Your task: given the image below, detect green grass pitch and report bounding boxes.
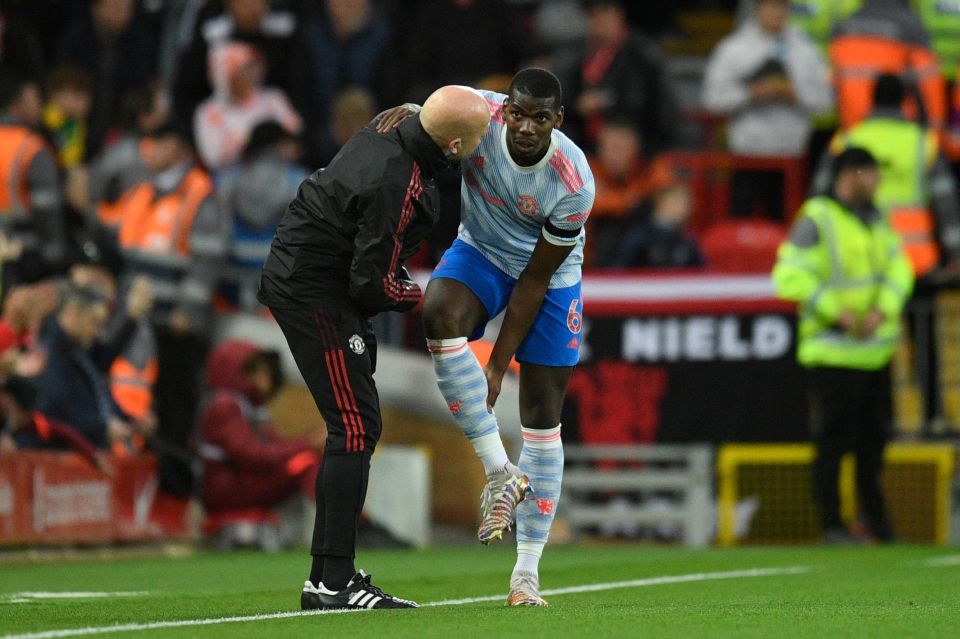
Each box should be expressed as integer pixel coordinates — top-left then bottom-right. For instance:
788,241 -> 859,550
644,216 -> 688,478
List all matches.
2,544 -> 959,638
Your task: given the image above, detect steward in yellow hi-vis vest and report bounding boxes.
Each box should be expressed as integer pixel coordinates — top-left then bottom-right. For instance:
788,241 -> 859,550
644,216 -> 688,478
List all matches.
775,152 -> 914,369
773,147 -> 911,543
823,74 -> 960,278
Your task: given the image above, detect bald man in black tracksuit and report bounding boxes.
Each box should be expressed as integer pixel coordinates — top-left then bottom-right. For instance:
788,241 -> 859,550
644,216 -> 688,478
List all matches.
258,86 -> 489,611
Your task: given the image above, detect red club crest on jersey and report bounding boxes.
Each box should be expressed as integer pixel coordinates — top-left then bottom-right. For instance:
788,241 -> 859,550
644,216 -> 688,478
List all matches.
517,195 -> 541,216
536,498 -> 555,515
448,400 -> 462,415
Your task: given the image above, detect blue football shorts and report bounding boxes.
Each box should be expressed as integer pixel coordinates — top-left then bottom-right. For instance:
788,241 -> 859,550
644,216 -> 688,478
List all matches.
430,239 -> 582,367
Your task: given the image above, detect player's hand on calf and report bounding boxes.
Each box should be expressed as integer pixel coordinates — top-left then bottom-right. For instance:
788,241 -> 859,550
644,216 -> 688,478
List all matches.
484,364 -> 505,413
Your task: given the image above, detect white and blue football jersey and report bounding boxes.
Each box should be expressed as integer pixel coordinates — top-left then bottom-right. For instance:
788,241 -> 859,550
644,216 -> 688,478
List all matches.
457,89 -> 595,289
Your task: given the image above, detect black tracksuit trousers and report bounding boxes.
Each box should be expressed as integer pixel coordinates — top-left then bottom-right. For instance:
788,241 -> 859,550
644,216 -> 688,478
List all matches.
271,303 -> 382,561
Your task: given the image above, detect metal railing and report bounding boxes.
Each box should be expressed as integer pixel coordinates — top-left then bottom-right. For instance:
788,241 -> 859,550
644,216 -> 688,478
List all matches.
562,444 -> 714,547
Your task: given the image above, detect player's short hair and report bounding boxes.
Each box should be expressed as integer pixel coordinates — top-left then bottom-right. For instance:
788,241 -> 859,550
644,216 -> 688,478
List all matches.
508,68 -> 563,107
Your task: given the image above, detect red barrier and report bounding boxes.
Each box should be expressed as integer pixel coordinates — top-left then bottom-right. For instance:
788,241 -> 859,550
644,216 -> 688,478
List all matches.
0,452 -> 190,546
662,151 -> 808,232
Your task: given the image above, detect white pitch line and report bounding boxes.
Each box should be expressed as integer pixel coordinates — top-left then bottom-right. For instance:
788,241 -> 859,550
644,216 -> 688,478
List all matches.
1,566 -> 810,639
423,566 -> 811,607
925,555 -> 960,567
3,592 -> 151,601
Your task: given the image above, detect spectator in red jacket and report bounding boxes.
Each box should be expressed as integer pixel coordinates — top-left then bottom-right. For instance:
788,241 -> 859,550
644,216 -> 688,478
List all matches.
199,339 -> 322,526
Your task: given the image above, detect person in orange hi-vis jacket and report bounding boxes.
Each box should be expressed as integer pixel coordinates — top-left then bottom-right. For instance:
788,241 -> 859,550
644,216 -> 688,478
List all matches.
830,0 -> 946,134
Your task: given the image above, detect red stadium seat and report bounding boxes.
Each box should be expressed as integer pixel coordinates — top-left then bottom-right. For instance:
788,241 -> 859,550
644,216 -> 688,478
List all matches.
700,219 -> 788,273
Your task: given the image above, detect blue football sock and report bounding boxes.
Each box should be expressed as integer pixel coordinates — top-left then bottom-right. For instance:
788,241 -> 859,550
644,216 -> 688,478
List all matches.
515,424 -> 563,577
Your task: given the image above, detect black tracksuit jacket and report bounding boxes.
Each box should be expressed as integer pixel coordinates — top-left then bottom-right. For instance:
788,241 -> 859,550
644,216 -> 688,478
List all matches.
258,114 -> 453,315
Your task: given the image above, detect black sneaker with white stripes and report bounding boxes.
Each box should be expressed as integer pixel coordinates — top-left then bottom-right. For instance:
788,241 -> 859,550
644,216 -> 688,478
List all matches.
302,570 -> 419,610
301,581 -> 328,610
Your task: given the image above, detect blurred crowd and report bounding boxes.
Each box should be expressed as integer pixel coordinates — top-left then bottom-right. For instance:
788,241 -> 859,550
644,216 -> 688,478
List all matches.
2,0 -> 960,516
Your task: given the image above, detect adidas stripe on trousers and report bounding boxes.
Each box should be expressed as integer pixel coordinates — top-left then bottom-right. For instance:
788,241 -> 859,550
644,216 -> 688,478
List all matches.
271,304 -> 382,560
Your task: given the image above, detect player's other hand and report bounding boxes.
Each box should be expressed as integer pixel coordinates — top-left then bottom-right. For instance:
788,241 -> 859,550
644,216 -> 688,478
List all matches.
376,104 -> 420,133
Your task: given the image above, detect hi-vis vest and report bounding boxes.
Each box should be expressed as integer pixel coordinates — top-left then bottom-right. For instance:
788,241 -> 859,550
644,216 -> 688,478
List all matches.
790,0 -> 862,53
829,31 -> 946,131
914,0 -> 960,81
773,196 -> 914,370
834,117 -> 940,276
110,321 -> 157,422
115,167 -> 215,309
0,125 -> 46,220
118,168 -> 212,257
96,138 -> 154,231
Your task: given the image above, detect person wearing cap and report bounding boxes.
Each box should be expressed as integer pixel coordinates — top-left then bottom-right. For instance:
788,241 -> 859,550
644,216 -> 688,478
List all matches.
773,147 -> 914,544
814,73 -> 960,433
260,85 -> 490,610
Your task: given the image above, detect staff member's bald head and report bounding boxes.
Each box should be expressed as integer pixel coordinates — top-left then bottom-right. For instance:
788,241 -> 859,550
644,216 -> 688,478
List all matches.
420,86 -> 491,160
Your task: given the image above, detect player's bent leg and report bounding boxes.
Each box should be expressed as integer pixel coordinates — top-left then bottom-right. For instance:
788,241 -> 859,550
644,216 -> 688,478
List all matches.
424,279 -> 504,471
426,333 -> 529,544
424,276 -> 528,543
478,465 -> 530,545
422,277 -> 490,340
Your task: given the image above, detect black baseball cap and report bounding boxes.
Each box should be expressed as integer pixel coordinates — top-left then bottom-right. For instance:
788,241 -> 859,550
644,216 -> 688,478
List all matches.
832,147 -> 878,178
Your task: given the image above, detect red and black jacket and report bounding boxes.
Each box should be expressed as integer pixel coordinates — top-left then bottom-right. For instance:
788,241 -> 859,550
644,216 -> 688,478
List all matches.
258,114 -> 454,316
